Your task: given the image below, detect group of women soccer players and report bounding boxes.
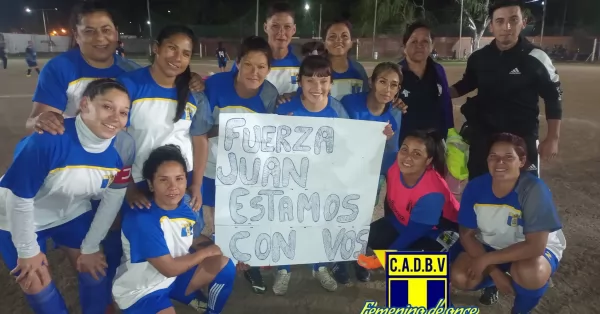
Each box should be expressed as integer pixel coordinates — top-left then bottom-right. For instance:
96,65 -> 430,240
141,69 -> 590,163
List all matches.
0,1 -> 566,314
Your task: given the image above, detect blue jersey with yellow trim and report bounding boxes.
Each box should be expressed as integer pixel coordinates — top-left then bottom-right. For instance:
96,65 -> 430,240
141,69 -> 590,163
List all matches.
32,47 -> 140,118
117,67 -> 207,183
203,71 -> 279,179
330,59 -> 370,99
231,45 -> 301,94
276,95 -> 349,118
113,201 -> 196,309
458,173 -> 567,260
0,118 -> 135,232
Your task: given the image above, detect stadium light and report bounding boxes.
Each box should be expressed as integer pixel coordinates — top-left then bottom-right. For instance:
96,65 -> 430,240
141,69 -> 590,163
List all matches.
305,4 -> 310,11
147,21 -> 151,25
24,7 -> 58,52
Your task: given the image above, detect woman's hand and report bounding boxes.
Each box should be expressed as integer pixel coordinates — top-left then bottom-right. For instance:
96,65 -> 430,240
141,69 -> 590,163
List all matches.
76,251 -> 108,280
236,261 -> 251,272
383,122 -> 394,140
33,111 -> 65,135
189,72 -> 205,92
187,184 -> 203,212
11,252 -> 49,288
391,98 -> 408,113
467,254 -> 491,280
125,185 -> 151,209
277,93 -> 295,105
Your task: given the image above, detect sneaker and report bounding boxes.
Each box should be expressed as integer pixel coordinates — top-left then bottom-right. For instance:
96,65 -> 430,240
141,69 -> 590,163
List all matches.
188,299 -> 208,312
357,254 -> 382,269
244,267 -> 267,294
479,286 -> 499,305
331,262 -> 350,284
273,269 -> 291,295
313,266 -> 338,292
354,262 -> 371,282
187,291 -> 208,312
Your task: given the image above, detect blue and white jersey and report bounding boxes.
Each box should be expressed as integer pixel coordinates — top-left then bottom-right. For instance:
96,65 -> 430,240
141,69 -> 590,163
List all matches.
276,95 -> 349,119
458,173 -> 567,260
118,67 -> 210,183
341,92 -> 401,131
113,201 -> 197,310
231,45 -> 301,94
32,47 -> 140,118
203,71 -> 279,179
0,117 -> 135,232
330,59 -> 369,100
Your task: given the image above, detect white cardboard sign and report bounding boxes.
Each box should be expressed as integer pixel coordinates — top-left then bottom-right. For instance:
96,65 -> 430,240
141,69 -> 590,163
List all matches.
214,113 -> 386,266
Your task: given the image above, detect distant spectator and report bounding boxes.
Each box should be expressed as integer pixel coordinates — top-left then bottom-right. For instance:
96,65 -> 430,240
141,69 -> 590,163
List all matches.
115,41 -> 125,57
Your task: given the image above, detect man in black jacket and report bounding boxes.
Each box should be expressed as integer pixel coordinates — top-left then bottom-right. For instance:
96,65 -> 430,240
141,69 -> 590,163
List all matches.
449,0 -> 562,306
450,0 -> 562,181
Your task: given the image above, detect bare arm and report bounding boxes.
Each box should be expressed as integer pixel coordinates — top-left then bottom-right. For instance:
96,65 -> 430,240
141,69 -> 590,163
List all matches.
459,227 -> 503,277
485,232 -> 549,265
147,245 -> 221,278
26,103 -> 64,134
191,135 -> 209,188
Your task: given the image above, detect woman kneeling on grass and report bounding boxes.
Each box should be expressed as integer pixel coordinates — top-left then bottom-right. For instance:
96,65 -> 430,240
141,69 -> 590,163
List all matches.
349,130 -> 460,276
112,145 -> 235,314
450,133 -> 566,314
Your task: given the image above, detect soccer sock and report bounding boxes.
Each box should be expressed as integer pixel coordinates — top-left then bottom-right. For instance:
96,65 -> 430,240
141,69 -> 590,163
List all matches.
27,69 -> 31,75
512,281 -> 549,313
78,272 -> 111,314
206,259 -> 235,314
24,282 -> 68,314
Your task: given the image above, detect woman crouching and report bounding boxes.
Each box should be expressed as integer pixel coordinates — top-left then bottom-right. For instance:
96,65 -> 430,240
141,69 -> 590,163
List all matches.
112,145 -> 235,314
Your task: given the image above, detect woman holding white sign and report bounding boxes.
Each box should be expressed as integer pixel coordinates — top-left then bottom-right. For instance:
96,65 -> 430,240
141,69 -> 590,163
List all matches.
349,130 -> 460,273
449,133 -> 565,314
201,36 -> 279,295
274,55 -> 394,295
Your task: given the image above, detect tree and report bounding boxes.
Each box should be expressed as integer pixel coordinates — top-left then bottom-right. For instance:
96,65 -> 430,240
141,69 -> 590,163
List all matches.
353,0 -> 416,36
455,0 -> 490,49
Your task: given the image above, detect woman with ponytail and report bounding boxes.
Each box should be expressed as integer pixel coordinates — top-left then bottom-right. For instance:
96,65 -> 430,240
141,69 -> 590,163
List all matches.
117,25 -> 211,222
334,129 -> 460,278
115,24 -> 221,311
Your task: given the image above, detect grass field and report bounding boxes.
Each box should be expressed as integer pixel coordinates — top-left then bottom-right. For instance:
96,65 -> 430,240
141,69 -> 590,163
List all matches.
0,58 -> 598,314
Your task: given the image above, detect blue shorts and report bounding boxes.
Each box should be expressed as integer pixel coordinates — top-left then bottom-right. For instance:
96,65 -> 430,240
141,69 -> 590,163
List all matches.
217,59 -> 227,68
449,242 -> 560,279
26,60 -> 37,67
0,210 -> 95,271
122,265 -> 198,314
202,177 -> 216,207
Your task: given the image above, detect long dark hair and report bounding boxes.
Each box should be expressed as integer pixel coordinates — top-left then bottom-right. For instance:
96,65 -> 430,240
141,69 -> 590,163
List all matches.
154,25 -> 195,123
404,129 -> 446,177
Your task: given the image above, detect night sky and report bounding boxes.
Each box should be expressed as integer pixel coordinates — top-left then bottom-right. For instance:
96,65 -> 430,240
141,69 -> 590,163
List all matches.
1,0 -> 596,36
